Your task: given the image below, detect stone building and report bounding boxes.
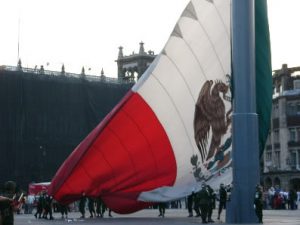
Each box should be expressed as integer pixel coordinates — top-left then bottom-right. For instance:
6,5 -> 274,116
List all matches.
116,42 -> 156,81
263,64 -> 300,191
0,64 -> 134,189
0,42 -> 155,189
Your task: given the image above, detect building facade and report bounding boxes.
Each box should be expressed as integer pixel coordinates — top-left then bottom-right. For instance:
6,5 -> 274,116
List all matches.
116,42 -> 156,81
263,64 -> 300,191
0,64 -> 134,189
0,42 -> 156,189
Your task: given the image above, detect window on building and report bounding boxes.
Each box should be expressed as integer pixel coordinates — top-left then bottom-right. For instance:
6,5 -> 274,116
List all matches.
298,149 -> 300,170
297,103 -> 300,115
276,84 -> 281,93
266,135 -> 271,145
293,80 -> 300,90
287,103 -> 296,115
289,151 -> 297,169
272,103 -> 279,118
266,151 -> 272,162
289,149 -> 300,170
297,128 -> 300,142
274,130 -> 279,142
289,128 -> 296,141
274,150 -> 281,169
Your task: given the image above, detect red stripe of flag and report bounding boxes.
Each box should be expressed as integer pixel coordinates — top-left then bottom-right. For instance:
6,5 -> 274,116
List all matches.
49,91 -> 177,213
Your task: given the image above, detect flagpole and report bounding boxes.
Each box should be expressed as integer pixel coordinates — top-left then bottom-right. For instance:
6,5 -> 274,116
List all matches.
226,0 -> 259,223
18,16 -> 20,61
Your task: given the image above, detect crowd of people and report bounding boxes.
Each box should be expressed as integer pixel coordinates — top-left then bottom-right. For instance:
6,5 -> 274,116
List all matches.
0,180 -> 115,224
31,192 -> 113,220
33,191 -> 54,220
0,181 -> 233,224
185,183 -> 230,223
0,182 -> 226,224
1,180 -> 299,225
263,186 -> 299,210
78,195 -> 113,219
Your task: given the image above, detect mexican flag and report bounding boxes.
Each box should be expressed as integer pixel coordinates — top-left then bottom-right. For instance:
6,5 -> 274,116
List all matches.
49,0 -> 272,214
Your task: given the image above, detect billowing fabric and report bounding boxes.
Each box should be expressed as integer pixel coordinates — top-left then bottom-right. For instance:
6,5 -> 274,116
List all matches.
49,0 -> 271,214
136,0 -> 232,201
49,0 -> 232,213
255,0 -> 272,156
49,91 -> 177,213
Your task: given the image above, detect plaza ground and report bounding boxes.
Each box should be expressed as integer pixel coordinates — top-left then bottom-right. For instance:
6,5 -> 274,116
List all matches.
15,208 -> 300,225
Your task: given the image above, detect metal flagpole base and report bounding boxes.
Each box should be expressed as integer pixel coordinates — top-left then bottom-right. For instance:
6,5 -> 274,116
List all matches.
226,113 -> 259,223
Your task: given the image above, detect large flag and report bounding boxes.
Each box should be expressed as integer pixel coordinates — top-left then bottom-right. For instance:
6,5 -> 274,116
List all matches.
48,0 -> 271,214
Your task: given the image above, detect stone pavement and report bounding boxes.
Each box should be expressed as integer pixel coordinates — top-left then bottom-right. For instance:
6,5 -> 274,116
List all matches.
15,208 -> 300,225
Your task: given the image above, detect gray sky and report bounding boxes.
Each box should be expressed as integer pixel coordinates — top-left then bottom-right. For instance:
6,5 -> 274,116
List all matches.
267,0 -> 300,72
0,0 -> 299,77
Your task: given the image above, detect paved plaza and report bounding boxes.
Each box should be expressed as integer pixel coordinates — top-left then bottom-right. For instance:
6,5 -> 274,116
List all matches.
15,208 -> 300,225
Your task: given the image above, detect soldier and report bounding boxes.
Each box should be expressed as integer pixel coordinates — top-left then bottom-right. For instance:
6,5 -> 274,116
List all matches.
193,189 -> 201,217
198,183 -> 210,224
107,208 -> 113,217
0,181 -> 20,225
288,189 -> 297,210
95,198 -> 112,218
95,198 -> 103,217
158,202 -> 166,217
254,184 -> 263,224
34,192 -> 45,219
87,197 -> 96,218
79,194 -> 86,219
58,202 -> 68,219
217,183 -> 227,220
0,196 -> 14,225
187,193 -> 194,217
43,193 -> 54,220
207,185 -> 216,223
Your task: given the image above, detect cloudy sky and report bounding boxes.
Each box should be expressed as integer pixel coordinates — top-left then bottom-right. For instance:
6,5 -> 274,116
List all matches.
0,0 -> 299,77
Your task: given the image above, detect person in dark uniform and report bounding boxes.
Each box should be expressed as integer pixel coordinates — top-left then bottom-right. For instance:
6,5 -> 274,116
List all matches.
95,198 -> 103,217
96,198 -> 108,217
207,185 -> 215,223
193,190 -> 201,217
0,196 -> 14,225
217,183 -> 227,220
79,194 -> 86,219
43,193 -> 54,220
254,184 -> 263,223
34,192 -> 45,219
0,181 -> 19,225
288,189 -> 297,210
158,202 -> 166,217
95,198 -> 112,218
57,202 -> 68,219
187,193 -> 194,217
198,183 -> 210,224
87,197 -> 96,218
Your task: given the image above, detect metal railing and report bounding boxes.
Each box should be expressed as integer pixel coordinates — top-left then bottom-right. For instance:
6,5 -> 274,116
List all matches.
0,65 -> 135,85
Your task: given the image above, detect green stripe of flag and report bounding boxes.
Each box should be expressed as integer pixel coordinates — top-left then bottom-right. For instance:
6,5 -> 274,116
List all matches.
255,0 -> 273,156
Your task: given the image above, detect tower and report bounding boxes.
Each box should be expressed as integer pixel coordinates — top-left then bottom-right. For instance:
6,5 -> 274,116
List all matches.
116,42 -> 156,81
